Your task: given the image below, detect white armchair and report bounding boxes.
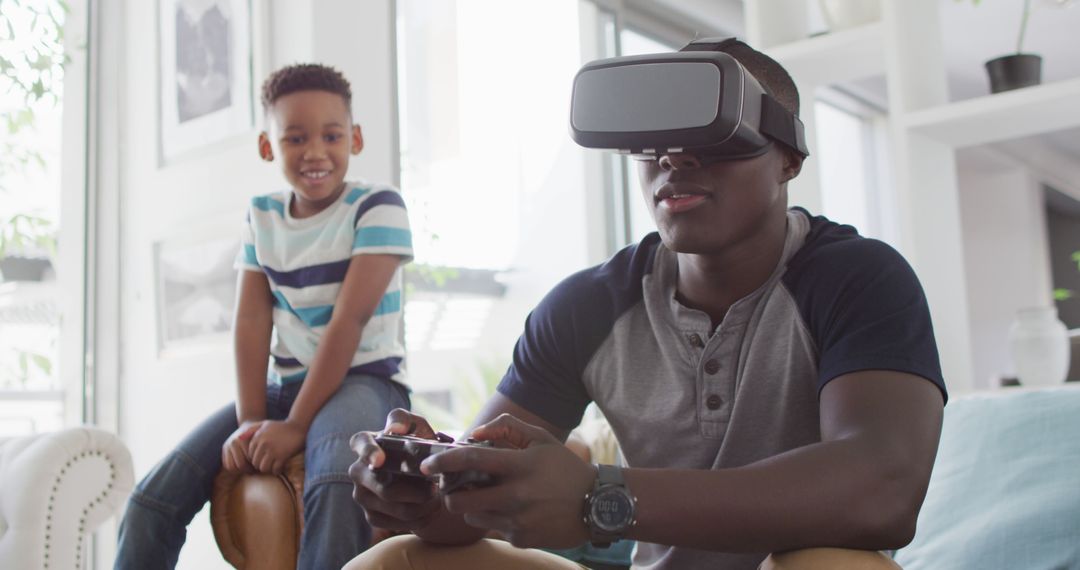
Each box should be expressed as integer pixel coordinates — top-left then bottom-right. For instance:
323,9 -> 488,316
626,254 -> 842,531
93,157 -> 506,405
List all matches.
0,427 -> 134,569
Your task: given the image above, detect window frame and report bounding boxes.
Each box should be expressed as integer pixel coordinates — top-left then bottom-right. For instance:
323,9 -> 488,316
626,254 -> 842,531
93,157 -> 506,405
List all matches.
584,0 -> 729,254
814,85 -> 893,243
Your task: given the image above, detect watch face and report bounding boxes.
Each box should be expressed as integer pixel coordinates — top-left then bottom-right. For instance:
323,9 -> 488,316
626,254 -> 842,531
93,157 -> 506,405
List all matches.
589,487 -> 634,532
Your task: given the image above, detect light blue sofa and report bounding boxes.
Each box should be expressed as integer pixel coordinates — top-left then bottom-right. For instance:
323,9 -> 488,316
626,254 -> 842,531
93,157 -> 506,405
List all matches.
895,385 -> 1080,569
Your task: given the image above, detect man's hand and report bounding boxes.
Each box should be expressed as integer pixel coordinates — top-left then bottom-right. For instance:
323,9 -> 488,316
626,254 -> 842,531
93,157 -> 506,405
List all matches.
421,413 -> 596,550
349,408 -> 444,532
221,420 -> 263,473
249,419 -> 307,473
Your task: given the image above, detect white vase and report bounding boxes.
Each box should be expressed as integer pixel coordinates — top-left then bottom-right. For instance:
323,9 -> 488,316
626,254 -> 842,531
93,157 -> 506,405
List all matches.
819,0 -> 882,32
1009,307 -> 1070,387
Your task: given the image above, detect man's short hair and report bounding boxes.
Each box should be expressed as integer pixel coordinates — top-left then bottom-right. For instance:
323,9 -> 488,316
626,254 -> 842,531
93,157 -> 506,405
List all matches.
724,43 -> 799,116
260,63 -> 352,112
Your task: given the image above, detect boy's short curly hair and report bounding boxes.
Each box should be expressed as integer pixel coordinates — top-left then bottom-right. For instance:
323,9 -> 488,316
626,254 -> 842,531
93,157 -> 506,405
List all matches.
260,63 -> 352,111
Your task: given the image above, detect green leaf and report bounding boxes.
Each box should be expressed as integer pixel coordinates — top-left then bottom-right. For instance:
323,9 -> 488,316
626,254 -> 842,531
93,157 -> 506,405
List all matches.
1054,288 -> 1073,302
29,353 -> 52,375
30,78 -> 44,99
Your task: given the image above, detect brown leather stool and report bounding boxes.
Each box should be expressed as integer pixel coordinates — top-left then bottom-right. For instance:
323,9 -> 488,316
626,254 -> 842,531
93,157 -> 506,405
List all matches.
210,454 -> 402,568
210,454 -> 306,570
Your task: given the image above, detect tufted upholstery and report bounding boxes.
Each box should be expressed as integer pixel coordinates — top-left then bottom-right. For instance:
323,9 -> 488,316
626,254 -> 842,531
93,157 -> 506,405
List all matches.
0,427 -> 134,569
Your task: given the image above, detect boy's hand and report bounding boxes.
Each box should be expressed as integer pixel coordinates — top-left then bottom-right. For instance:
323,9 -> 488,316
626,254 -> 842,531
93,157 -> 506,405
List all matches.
349,409 -> 443,532
249,419 -> 307,473
221,420 -> 263,473
422,413 -> 596,549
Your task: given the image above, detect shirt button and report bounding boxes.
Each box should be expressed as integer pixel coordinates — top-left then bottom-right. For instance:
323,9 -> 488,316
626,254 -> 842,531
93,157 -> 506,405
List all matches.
706,394 -> 723,410
687,333 -> 704,348
704,358 -> 721,375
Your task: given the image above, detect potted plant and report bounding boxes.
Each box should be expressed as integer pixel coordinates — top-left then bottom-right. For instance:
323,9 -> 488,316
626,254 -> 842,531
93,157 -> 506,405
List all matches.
961,0 -> 1076,93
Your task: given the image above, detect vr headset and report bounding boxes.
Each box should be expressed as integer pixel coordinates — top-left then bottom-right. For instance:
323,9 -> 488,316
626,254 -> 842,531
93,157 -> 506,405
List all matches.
569,37 -> 809,160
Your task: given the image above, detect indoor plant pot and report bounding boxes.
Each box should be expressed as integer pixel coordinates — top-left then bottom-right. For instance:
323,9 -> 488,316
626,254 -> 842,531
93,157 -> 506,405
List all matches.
985,53 -> 1042,93
961,0 -> 1077,93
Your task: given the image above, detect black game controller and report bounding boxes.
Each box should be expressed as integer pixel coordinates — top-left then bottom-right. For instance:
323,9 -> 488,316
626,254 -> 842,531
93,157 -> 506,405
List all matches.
374,433 -> 495,493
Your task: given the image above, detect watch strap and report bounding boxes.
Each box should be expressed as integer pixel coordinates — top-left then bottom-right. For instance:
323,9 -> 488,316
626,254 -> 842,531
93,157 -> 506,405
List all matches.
597,463 -> 623,487
586,464 -> 633,547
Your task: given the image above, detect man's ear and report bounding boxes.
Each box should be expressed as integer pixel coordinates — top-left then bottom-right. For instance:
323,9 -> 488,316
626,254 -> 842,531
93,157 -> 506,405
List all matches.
780,150 -> 803,183
258,132 -> 274,162
351,124 -> 364,155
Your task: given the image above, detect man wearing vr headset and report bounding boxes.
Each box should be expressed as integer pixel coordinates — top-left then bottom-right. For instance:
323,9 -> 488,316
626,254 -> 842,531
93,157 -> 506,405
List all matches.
347,38 -> 944,570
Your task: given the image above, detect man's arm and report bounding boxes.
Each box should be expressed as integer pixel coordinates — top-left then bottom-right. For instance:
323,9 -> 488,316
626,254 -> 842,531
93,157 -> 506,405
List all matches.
427,370 -> 943,552
622,370 -> 943,552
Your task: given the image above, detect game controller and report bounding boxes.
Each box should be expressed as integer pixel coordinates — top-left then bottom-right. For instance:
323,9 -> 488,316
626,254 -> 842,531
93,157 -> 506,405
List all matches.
374,433 -> 495,493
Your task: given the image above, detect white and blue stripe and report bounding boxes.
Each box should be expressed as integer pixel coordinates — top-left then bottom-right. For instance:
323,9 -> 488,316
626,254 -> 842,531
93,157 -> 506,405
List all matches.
237,182 -> 413,385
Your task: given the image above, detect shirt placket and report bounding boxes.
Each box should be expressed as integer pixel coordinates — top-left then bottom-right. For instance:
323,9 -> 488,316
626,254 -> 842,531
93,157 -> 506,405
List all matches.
697,321 -> 741,439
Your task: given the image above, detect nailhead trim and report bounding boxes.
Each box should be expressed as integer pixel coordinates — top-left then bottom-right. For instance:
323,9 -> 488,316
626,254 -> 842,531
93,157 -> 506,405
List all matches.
43,449 -> 118,569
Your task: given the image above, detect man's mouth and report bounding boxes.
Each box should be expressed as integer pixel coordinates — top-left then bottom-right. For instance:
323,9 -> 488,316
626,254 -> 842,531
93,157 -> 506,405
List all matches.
302,170 -> 331,180
655,183 -> 711,213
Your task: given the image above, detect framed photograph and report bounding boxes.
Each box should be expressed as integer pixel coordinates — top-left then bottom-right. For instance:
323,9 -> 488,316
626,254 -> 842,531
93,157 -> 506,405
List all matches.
153,228 -> 239,357
158,0 -> 254,164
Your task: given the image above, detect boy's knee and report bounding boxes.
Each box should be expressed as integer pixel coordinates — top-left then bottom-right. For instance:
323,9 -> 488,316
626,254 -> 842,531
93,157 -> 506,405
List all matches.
131,450 -> 211,511
760,548 -> 901,570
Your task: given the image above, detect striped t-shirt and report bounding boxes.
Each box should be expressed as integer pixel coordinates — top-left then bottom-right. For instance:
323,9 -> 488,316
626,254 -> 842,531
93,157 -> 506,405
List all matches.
236,182 -> 413,385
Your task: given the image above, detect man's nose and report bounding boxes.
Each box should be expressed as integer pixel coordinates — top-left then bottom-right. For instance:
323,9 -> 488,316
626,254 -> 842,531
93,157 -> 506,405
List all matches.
658,152 -> 702,171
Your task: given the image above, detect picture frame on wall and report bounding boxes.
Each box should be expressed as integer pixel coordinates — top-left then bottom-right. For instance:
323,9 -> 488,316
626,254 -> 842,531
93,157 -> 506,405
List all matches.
158,0 -> 254,164
153,226 -> 239,358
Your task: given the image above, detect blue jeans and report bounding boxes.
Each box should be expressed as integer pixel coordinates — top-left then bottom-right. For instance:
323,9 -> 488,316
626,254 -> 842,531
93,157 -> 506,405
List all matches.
115,374 -> 410,570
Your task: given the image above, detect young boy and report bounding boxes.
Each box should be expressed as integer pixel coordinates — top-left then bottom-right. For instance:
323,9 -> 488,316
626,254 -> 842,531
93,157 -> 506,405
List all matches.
115,64 -> 413,569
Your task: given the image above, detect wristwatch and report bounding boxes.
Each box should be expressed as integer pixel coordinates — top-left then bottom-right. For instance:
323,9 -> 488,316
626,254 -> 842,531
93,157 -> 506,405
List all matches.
583,464 -> 637,547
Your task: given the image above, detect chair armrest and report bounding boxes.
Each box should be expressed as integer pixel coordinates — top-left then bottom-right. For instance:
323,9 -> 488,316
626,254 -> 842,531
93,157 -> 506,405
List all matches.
211,453 -> 305,570
0,427 -> 134,569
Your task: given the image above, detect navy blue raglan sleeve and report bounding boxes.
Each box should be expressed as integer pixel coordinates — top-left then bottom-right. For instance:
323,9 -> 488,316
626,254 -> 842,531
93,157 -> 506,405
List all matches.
787,237 -> 947,402
496,273 -> 596,431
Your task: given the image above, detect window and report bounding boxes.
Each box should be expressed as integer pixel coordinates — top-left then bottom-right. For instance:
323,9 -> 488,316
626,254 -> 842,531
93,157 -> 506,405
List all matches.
396,0 -> 597,426
0,0 -> 90,437
814,89 -> 889,241
589,6 -> 701,252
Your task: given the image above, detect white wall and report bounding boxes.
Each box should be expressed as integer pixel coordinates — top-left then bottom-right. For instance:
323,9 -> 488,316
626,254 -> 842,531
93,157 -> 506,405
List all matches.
958,147 -> 1053,390
113,2 -> 396,568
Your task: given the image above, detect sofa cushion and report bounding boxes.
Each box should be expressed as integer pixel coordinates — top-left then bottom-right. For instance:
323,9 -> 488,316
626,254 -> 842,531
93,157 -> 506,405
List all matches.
894,386 -> 1080,570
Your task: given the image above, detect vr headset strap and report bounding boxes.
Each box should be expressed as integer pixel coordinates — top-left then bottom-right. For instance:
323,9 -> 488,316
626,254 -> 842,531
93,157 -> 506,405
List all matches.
681,37 -> 810,158
760,94 -> 810,158
680,37 -> 744,52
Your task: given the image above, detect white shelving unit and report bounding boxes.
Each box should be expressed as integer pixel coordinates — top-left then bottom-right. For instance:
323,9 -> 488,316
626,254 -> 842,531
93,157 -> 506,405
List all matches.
741,0 -> 1077,393
905,77 -> 1080,148
764,23 -> 886,86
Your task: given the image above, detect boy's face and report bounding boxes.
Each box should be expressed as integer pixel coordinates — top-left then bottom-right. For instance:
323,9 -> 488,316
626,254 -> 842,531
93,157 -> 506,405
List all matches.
258,90 -> 363,210
637,144 -> 802,254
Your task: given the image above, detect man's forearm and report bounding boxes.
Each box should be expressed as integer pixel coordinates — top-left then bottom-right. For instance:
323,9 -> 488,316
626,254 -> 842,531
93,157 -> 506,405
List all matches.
624,438 -> 923,553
